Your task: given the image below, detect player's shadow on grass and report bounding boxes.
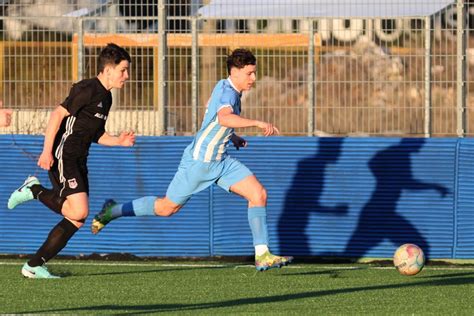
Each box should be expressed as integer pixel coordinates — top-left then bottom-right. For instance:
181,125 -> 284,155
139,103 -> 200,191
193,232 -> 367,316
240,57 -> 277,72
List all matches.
343,138 -> 448,260
23,273 -> 474,314
79,266 -> 227,277
419,271 -> 474,279
277,137 -> 347,256
277,267 -> 366,277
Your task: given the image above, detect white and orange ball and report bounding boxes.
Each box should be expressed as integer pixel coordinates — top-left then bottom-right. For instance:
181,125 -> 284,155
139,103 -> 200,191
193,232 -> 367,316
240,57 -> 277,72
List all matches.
393,243 -> 425,276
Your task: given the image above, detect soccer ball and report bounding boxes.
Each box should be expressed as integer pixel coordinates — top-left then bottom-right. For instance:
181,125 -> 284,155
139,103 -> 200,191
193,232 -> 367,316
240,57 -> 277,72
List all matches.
393,243 -> 425,276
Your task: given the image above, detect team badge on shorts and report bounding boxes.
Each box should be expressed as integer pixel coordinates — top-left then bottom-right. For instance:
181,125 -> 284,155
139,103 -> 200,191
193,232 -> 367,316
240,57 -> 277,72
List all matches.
68,178 -> 78,189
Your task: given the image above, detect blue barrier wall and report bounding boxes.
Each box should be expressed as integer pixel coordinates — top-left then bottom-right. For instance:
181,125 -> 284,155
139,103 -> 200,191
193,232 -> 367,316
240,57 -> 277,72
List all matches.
0,135 -> 472,259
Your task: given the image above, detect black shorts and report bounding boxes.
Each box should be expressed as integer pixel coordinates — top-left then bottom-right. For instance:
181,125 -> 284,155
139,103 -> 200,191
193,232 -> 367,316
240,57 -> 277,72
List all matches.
49,156 -> 89,197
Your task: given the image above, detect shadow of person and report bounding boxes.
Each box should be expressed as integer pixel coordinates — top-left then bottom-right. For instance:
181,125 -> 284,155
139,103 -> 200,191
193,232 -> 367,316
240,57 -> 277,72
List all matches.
278,137 -> 347,255
344,138 -> 448,260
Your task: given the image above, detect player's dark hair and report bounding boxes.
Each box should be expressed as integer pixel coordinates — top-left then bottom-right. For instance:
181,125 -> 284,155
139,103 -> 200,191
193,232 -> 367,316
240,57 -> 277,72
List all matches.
97,43 -> 131,73
226,49 -> 256,75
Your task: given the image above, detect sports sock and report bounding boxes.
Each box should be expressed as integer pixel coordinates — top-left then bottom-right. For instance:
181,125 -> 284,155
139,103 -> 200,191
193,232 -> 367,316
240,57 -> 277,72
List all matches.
255,244 -> 269,256
28,218 -> 78,267
110,196 -> 157,218
248,206 -> 269,248
30,184 -> 65,215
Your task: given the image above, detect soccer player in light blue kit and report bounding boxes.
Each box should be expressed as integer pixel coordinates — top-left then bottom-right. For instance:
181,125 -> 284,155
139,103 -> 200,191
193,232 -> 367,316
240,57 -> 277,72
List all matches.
91,49 -> 293,271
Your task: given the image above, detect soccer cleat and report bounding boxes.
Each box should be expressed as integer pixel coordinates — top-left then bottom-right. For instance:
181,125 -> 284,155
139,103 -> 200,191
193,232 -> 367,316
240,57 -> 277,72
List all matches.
91,199 -> 117,234
255,251 -> 294,271
7,176 -> 40,209
21,263 -> 60,279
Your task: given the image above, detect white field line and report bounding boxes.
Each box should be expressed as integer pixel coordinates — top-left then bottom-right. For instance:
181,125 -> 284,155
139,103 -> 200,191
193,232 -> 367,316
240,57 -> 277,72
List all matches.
0,261 -> 473,270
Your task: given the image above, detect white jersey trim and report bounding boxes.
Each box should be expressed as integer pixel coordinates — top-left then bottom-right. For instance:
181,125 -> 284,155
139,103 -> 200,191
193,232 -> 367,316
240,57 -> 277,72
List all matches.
216,133 -> 233,161
204,126 -> 228,162
193,120 -> 218,160
226,77 -> 240,93
217,104 -> 233,113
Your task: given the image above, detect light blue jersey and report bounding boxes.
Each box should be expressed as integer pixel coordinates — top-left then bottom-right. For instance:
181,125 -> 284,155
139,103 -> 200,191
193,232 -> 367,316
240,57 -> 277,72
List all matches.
166,77 -> 252,205
183,78 -> 241,162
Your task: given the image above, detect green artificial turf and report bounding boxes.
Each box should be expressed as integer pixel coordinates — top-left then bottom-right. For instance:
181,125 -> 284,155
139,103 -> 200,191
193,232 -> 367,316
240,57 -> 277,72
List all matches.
0,259 -> 473,315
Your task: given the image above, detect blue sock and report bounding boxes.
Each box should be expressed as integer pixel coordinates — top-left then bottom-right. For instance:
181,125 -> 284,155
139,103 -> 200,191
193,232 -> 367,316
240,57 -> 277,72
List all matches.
110,196 -> 157,218
248,206 -> 269,246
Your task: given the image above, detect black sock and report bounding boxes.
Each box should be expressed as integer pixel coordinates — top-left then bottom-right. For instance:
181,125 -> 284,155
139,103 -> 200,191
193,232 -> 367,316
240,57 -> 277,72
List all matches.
30,184 -> 65,215
28,218 -> 79,267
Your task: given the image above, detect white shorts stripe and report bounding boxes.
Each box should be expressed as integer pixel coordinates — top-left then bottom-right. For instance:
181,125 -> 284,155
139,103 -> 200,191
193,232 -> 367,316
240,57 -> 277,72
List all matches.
55,116 -> 76,184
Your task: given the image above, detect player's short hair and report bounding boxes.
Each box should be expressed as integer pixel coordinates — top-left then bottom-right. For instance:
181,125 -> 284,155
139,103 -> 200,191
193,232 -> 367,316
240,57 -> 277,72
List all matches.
226,48 -> 256,75
97,43 -> 131,73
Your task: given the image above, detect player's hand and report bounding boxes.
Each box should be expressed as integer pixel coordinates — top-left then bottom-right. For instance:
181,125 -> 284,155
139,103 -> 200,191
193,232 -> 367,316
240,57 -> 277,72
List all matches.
231,135 -> 247,150
257,121 -> 280,136
118,131 -> 135,147
0,100 -> 13,127
38,151 -> 54,170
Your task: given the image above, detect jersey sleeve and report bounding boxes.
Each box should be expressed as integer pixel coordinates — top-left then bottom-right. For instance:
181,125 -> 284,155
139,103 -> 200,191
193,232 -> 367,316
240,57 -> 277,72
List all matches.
218,92 -> 240,114
60,82 -> 93,116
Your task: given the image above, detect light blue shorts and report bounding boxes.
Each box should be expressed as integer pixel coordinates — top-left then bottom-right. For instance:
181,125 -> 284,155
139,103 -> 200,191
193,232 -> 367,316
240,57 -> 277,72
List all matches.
166,154 -> 253,205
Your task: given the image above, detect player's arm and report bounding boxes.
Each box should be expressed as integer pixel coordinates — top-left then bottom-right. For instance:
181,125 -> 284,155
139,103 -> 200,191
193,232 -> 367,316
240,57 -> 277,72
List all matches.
0,109 -> 13,127
97,131 -> 135,147
38,105 -> 70,170
0,100 -> 13,127
217,107 -> 279,136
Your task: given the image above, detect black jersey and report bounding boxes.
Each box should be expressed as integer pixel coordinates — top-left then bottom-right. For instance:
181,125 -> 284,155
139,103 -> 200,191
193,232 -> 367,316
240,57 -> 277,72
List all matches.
53,77 -> 112,158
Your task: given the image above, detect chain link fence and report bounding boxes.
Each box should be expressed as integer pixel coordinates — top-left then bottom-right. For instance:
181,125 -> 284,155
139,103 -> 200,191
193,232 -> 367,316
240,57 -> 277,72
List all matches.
0,0 -> 471,137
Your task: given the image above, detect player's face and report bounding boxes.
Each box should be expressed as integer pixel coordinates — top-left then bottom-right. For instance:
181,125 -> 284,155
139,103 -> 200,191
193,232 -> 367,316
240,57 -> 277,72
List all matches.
107,60 -> 130,89
232,64 -> 256,92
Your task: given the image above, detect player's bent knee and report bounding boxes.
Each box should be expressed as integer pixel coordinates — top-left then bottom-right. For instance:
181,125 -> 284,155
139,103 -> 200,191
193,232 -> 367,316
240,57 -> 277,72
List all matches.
155,203 -> 182,217
249,187 -> 267,205
154,198 -> 181,217
66,218 -> 85,229
156,209 -> 172,217
155,207 -> 180,217
66,209 -> 89,222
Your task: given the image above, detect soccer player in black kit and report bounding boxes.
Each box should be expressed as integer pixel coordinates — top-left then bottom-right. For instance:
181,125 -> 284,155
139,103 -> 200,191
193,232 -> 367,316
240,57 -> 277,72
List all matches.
7,43 -> 135,278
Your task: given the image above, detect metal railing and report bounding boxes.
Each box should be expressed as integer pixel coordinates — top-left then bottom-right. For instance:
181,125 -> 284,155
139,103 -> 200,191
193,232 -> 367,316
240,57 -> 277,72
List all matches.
0,1 -> 471,137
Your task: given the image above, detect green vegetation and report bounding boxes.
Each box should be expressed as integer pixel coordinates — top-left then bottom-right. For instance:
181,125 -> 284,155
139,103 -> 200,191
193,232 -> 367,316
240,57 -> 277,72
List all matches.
0,259 -> 473,315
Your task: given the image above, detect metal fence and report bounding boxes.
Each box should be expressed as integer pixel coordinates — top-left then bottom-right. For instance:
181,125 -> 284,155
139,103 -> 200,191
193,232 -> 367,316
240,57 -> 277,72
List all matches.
0,0 -> 472,137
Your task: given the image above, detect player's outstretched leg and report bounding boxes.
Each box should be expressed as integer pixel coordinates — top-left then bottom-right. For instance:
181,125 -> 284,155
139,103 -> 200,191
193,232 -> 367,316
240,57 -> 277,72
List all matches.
248,207 -> 293,271
91,199 -> 117,234
7,176 -> 40,209
255,251 -> 294,272
21,262 -> 60,279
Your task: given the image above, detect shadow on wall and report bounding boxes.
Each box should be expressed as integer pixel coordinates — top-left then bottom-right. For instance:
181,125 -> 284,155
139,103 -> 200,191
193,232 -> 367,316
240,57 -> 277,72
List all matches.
278,138 -> 449,260
343,138 -> 448,260
277,137 -> 347,256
